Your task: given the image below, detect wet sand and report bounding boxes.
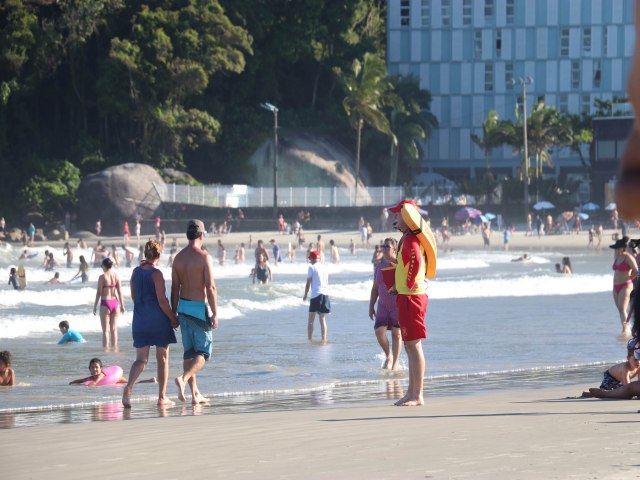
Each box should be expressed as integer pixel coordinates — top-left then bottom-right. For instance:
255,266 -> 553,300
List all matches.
3,384 -> 637,479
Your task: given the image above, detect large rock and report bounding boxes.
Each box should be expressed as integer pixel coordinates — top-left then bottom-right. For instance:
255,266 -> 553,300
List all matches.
77,163 -> 166,233
248,132 -> 372,203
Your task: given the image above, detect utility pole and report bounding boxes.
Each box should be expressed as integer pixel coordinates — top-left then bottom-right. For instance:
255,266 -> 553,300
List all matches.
514,77 -> 533,215
260,103 -> 279,216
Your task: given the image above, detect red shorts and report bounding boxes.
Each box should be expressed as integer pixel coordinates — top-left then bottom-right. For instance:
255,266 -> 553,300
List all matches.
396,294 -> 428,342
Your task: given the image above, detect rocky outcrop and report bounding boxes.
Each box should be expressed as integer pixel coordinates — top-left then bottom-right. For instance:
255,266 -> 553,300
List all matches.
76,163 -> 166,232
248,133 -> 372,203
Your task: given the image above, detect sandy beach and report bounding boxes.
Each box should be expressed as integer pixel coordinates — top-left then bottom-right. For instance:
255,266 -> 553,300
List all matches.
3,384 -> 638,479
25,226 -> 631,255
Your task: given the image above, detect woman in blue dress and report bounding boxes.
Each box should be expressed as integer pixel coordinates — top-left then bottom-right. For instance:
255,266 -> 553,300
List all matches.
123,240 -> 179,407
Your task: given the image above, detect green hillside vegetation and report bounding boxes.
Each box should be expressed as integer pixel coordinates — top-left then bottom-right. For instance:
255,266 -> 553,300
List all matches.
0,0 -> 436,220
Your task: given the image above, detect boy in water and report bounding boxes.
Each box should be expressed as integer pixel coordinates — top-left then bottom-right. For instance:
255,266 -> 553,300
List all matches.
8,267 -> 20,290
58,320 -> 86,344
584,340 -> 640,398
0,351 -> 15,386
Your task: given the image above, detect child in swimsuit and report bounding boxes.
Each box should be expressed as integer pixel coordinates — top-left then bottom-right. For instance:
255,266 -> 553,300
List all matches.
0,351 -> 15,386
69,358 -> 155,386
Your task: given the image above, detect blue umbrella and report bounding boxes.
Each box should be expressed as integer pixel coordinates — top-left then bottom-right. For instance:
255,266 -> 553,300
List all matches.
484,213 -> 496,220
533,201 -> 555,210
578,212 -> 589,220
605,202 -> 617,211
455,207 -> 482,220
581,202 -> 600,211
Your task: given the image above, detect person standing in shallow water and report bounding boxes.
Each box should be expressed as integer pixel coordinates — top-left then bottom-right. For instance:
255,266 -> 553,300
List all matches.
123,240 -> 178,408
369,238 -> 401,370
93,257 -> 125,350
171,219 -> 218,405
303,250 -> 330,341
389,199 -> 430,406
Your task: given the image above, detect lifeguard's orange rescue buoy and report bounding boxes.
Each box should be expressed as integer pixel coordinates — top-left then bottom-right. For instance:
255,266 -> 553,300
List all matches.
400,203 -> 437,278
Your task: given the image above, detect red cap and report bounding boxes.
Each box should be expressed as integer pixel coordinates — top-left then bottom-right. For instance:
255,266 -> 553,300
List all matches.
308,250 -> 319,260
389,199 -> 417,213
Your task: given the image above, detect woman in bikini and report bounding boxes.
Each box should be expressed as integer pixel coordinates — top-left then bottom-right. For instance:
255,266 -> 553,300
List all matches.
93,257 -> 125,349
611,237 -> 638,336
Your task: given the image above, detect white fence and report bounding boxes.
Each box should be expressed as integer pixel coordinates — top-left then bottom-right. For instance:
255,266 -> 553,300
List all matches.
156,183 -> 451,208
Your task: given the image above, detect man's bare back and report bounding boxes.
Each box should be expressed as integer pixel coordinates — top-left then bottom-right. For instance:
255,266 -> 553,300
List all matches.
171,242 -> 218,329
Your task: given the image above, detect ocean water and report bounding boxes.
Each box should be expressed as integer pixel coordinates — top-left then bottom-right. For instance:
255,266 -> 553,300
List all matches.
0,240 -> 627,428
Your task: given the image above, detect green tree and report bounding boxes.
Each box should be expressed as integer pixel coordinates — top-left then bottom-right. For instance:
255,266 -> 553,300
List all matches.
563,113 -> 593,170
526,103 -> 573,178
470,110 -> 511,170
101,0 -> 253,168
387,75 -> 437,186
334,52 -> 392,203
18,160 -> 81,218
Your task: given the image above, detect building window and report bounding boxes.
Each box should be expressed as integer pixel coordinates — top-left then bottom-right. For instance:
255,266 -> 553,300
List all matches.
603,27 -> 608,56
560,28 -> 570,57
582,94 -> 591,114
559,94 -> 568,113
485,63 -> 494,92
463,0 -> 472,25
506,0 -> 515,24
593,60 -> 601,88
495,29 -> 502,59
474,30 -> 482,59
505,63 -> 514,90
485,0 -> 494,19
400,0 -> 410,26
537,95 -> 545,105
582,28 -> 591,55
597,140 -> 616,160
571,60 -> 580,88
421,0 -> 430,27
441,0 -> 450,27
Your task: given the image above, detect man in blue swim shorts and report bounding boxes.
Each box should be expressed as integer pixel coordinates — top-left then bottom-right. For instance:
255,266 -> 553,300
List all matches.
171,219 -> 219,405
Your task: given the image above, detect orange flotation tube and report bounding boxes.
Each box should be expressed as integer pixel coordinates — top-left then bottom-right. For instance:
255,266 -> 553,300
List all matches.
399,202 -> 437,278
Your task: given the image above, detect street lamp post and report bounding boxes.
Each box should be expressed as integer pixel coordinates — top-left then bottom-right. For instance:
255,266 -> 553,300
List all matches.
512,77 -> 533,215
261,102 -> 279,216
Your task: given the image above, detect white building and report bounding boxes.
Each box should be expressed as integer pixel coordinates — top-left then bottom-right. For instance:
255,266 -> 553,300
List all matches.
387,0 -> 636,181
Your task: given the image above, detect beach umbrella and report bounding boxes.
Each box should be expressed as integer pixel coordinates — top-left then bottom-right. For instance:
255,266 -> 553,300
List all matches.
454,207 -> 482,220
605,202 -> 617,211
532,201 -> 555,210
474,214 -> 490,224
484,212 -> 497,220
578,212 -> 589,220
580,202 -> 600,211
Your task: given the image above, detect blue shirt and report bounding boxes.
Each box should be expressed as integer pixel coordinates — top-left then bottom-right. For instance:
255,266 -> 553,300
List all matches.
272,244 -> 282,263
58,329 -> 86,345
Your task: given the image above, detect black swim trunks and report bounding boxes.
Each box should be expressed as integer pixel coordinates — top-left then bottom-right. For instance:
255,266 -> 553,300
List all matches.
599,370 -> 623,391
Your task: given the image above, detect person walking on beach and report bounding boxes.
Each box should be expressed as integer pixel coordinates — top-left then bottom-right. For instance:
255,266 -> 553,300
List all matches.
123,240 -> 178,407
611,237 -> 638,336
171,219 -> 218,405
389,199 -> 431,406
303,250 -> 330,342
369,238 -> 401,370
93,257 -> 125,350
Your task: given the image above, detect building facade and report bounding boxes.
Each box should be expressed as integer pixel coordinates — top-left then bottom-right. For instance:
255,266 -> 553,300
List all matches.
387,0 -> 635,183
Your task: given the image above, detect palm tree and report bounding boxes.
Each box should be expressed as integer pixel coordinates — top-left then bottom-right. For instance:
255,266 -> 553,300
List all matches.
334,53 -> 393,204
526,103 -> 573,178
386,75 -> 438,186
470,110 -> 512,203
563,113 -> 593,170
